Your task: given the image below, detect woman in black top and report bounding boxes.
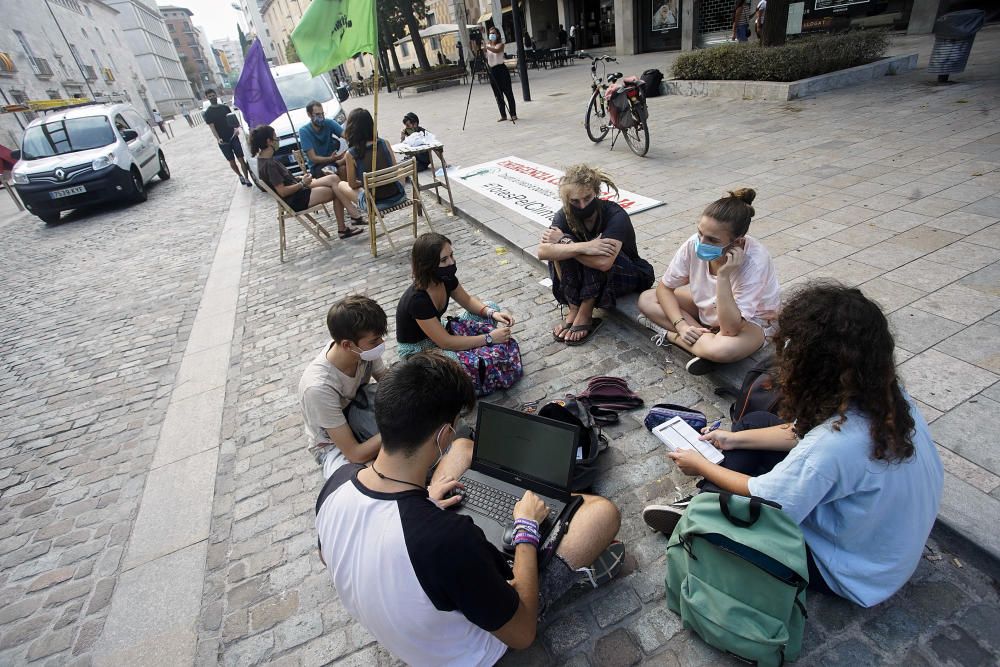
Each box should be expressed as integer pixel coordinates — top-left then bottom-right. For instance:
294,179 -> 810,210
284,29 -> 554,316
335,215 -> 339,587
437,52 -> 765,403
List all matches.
396,232 -> 515,359
249,125 -> 362,239
536,164 -> 655,345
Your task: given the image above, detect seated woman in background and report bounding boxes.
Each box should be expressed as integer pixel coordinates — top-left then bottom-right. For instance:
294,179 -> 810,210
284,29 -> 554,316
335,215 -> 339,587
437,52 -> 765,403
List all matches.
637,188 -> 780,375
644,283 -> 943,608
396,232 -> 515,360
336,108 -> 408,215
537,164 -> 655,346
248,125 -> 362,239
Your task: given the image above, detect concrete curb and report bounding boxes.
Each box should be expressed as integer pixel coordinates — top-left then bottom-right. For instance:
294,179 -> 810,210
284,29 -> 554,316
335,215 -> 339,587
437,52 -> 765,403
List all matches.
662,53 -> 919,101
449,196 -> 1000,579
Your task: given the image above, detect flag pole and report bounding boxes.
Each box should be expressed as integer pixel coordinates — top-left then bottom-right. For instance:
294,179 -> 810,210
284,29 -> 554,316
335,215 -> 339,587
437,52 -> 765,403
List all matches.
370,1 -> 380,255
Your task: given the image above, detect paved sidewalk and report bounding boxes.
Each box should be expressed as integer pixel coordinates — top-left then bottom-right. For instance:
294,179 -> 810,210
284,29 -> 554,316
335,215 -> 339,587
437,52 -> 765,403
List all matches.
356,26 -> 1000,563
201,197 -> 999,666
0,25 -> 998,667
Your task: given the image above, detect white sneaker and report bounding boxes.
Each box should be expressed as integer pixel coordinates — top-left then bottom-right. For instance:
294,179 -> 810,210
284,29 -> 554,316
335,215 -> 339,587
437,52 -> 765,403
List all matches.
637,314 -> 669,347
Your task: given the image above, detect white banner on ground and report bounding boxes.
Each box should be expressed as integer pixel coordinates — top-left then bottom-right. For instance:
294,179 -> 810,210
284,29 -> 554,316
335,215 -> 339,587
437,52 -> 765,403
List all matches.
453,157 -> 663,227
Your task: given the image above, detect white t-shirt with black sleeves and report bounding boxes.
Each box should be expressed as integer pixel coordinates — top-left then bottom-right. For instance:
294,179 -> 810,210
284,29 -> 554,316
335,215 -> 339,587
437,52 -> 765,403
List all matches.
315,464 -> 518,667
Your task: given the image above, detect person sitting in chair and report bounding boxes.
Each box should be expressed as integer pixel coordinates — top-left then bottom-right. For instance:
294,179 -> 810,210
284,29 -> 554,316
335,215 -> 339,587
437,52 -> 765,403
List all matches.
249,125 -> 363,240
336,109 -> 408,216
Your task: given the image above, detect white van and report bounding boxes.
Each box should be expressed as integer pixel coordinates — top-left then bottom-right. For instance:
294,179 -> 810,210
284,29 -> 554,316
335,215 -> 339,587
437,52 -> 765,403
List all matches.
242,63 -> 347,177
10,102 -> 168,224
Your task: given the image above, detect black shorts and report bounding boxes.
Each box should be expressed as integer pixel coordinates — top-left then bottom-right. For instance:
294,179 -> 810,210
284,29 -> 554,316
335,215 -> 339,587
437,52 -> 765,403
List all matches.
287,188 -> 311,212
218,136 -> 244,161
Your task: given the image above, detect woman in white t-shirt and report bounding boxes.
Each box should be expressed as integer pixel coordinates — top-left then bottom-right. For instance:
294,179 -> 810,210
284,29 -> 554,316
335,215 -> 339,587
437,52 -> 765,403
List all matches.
637,188 -> 780,374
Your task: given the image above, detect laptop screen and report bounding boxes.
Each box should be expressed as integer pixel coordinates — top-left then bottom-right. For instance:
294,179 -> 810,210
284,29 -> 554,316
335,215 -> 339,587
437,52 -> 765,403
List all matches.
474,402 -> 578,489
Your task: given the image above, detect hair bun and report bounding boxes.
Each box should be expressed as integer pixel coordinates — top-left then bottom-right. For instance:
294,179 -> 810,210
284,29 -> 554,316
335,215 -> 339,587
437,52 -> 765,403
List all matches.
729,188 -> 756,205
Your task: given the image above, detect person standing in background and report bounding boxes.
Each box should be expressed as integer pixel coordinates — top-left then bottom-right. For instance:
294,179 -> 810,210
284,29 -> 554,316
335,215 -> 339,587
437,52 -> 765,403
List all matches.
484,26 -> 517,122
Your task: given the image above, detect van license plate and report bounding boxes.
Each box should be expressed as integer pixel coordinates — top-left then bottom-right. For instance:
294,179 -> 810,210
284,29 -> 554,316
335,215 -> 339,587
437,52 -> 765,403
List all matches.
50,186 -> 86,199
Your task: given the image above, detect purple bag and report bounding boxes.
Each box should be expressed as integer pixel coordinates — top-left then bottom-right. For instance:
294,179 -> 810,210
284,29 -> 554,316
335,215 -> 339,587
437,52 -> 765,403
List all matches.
446,318 -> 523,397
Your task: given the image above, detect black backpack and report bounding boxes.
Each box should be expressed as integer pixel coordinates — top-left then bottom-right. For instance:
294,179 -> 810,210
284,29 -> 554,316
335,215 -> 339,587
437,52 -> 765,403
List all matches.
730,361 -> 782,423
537,397 -> 608,492
640,69 -> 664,98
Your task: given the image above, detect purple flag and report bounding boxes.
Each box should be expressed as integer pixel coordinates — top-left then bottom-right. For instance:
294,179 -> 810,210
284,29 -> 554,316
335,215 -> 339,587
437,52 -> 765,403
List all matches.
234,40 -> 287,129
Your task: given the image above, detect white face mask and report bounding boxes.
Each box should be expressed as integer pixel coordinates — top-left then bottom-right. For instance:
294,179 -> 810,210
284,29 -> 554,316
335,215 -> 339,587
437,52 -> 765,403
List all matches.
354,341 -> 386,361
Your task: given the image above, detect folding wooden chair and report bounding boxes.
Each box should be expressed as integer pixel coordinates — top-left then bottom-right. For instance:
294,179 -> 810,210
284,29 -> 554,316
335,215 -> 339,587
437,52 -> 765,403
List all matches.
362,158 -> 434,258
257,179 -> 333,262
292,149 -> 333,218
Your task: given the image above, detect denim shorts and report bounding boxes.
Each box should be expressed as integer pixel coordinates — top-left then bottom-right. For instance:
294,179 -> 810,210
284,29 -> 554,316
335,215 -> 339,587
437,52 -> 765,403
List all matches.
358,188 -> 407,213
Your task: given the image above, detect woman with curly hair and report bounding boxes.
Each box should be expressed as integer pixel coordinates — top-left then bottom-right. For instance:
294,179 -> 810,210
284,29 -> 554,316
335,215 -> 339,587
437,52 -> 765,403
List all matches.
637,188 -> 780,375
537,164 -> 655,346
644,283 -> 943,607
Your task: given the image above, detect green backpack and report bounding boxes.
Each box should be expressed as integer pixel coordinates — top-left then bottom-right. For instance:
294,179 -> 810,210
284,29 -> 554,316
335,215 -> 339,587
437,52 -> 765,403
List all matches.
665,492 -> 809,666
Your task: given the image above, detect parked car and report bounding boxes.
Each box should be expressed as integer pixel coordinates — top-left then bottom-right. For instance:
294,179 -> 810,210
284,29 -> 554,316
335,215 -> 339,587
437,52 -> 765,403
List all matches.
240,62 -> 347,179
9,102 -> 169,224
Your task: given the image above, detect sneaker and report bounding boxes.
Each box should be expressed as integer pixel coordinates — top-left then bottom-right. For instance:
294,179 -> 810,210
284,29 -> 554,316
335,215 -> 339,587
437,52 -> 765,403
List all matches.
642,505 -> 685,537
637,314 -> 669,347
685,356 -> 718,376
575,541 -> 625,589
239,176 -> 250,187
671,494 -> 695,508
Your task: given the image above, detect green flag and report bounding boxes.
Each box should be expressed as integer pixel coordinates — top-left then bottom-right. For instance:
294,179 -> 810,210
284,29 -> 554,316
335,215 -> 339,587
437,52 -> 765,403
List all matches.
291,0 -> 378,77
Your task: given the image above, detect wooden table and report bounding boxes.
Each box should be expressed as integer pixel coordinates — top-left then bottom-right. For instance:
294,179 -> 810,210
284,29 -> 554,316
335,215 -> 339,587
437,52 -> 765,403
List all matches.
392,141 -> 455,216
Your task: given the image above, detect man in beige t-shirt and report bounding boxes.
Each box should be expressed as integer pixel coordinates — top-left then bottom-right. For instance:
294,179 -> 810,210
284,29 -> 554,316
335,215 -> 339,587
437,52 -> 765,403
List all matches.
299,296 -> 389,478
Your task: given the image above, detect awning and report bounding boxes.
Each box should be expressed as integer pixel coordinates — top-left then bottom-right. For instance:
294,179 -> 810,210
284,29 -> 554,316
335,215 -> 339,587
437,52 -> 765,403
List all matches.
478,4 -> 517,23
394,24 -> 480,46
0,52 -> 15,73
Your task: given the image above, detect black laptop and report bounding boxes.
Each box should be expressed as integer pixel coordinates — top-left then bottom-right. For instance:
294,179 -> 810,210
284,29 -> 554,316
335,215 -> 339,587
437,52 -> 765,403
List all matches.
455,402 -> 580,552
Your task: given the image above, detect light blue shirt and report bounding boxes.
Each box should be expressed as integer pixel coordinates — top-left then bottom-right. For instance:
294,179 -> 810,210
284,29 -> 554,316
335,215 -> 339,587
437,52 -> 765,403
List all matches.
748,397 -> 942,607
298,118 -> 344,170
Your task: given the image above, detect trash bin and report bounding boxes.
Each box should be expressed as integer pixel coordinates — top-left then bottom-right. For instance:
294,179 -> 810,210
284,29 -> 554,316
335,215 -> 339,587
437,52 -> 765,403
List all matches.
927,9 -> 986,82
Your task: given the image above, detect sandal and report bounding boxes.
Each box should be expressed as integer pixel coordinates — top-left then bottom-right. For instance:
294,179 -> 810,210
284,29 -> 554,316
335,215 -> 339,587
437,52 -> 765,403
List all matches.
350,216 -> 367,226
564,317 -> 604,347
338,227 -> 363,239
552,321 -> 574,342
497,117 -> 508,122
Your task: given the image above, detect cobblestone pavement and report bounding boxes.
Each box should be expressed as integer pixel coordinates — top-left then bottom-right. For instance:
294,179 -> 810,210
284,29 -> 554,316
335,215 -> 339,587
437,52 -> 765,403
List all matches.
0,127 -> 238,664
361,27 -> 1000,555
2,27 -> 1000,667
198,192 -> 999,665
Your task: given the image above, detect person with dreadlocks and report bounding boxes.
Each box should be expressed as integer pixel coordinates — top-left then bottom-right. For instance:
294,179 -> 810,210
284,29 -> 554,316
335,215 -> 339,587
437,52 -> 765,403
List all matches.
642,282 -> 943,607
537,164 -> 655,345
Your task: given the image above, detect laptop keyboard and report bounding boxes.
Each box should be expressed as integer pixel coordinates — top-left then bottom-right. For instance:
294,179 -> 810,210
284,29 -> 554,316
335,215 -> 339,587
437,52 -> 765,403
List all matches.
460,477 -> 558,525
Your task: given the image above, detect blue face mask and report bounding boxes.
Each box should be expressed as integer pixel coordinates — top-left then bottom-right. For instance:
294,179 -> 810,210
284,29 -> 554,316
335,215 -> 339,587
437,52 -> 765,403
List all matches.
694,239 -> 726,262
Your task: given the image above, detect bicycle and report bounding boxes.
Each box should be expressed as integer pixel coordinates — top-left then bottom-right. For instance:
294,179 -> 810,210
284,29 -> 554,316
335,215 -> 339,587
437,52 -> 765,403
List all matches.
578,52 -> 650,157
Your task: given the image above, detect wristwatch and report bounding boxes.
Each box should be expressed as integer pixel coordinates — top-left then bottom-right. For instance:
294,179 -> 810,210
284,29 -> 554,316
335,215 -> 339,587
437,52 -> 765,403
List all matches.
484,332 -> 494,346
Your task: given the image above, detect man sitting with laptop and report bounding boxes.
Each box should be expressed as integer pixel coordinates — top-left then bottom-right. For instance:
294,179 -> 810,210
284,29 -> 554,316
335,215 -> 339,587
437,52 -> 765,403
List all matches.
315,352 -> 622,665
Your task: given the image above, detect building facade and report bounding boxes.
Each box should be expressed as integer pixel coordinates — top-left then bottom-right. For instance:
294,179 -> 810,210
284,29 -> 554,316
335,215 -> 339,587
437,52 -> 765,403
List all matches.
159,5 -> 215,99
235,0 -> 278,62
0,0 -> 162,149
104,0 -> 193,119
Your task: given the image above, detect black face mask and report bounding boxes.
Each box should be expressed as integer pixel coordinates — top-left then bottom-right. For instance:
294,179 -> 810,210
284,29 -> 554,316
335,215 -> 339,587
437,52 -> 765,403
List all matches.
435,264 -> 458,283
570,198 -> 600,221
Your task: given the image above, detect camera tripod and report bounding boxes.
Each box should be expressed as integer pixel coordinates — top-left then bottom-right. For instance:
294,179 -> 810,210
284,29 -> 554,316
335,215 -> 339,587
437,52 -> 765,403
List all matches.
461,51 -> 516,130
